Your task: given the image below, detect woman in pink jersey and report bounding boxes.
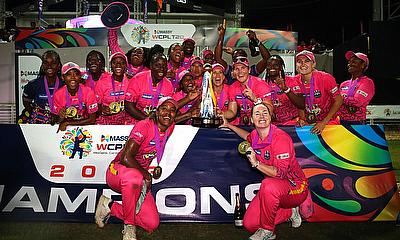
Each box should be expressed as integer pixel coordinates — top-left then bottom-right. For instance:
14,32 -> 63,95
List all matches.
224,57 -> 272,125
83,50 -> 109,91
212,63 -> 229,115
53,62 -> 98,132
166,43 -> 186,90
265,55 -> 305,125
125,47 -> 150,79
95,97 -> 177,240
293,50 -> 343,134
172,70 -> 201,124
95,52 -> 131,125
338,51 -> 375,124
221,101 -> 308,240
190,58 -> 205,89
125,53 -> 174,124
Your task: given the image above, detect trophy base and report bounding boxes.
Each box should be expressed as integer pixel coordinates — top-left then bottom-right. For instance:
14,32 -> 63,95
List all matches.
191,117 -> 222,128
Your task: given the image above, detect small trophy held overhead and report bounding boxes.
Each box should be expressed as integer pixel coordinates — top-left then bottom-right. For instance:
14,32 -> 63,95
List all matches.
192,71 -> 222,128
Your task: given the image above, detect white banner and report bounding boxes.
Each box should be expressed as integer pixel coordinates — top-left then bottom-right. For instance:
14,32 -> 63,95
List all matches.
366,105 -> 400,119
121,24 -> 196,48
17,54 -> 42,115
20,124 -> 199,184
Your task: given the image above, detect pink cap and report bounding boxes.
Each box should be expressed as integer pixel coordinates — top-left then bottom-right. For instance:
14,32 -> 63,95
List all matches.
202,49 -> 213,58
345,51 -> 369,70
109,52 -> 128,63
191,58 -> 204,66
233,56 -> 249,68
62,62 -> 81,75
296,50 -> 315,62
178,70 -> 193,82
183,38 -> 195,45
212,63 -> 225,72
157,96 -> 178,109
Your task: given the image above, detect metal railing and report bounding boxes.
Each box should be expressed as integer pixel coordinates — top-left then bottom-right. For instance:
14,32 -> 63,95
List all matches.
0,103 -> 16,124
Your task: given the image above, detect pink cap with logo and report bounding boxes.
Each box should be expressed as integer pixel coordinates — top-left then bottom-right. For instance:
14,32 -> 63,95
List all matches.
183,38 -> 195,45
178,70 -> 193,82
345,51 -> 369,70
202,49 -> 213,58
157,96 -> 178,109
109,51 -> 128,63
233,56 -> 249,68
62,62 -> 81,75
296,50 -> 315,62
191,58 -> 204,66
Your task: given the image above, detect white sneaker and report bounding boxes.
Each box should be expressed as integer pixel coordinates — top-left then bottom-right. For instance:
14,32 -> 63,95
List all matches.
248,228 -> 276,240
290,207 -> 302,228
122,224 -> 137,240
95,195 -> 112,228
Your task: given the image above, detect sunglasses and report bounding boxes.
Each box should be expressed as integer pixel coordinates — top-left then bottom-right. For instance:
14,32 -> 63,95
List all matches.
233,56 -> 248,63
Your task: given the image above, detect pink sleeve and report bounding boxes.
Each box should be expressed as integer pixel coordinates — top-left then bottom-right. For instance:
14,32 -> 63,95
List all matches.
344,78 -> 375,108
85,88 -> 98,114
273,133 -> 295,179
108,29 -> 124,54
94,80 -> 105,104
52,89 -> 63,114
254,80 -> 271,101
323,73 -> 339,99
125,78 -> 140,103
129,120 -> 147,145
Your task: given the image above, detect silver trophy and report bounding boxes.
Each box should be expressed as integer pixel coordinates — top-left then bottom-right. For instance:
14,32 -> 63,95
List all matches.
192,71 -> 222,127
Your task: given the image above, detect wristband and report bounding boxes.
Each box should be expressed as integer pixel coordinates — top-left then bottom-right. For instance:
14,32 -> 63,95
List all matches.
252,160 -> 260,168
284,87 -> 291,94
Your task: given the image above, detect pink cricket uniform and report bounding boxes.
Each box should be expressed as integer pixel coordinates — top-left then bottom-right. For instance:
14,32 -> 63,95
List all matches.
193,76 -> 203,89
53,84 -> 98,119
228,76 -> 271,125
94,74 -> 131,125
83,72 -> 111,91
125,70 -> 174,121
167,62 -> 186,91
293,70 -> 340,123
106,118 -> 174,231
338,75 -> 375,122
214,84 -> 230,112
268,76 -> 301,125
243,125 -> 308,233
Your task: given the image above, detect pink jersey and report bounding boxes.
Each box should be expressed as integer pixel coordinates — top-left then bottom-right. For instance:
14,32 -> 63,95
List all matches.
194,76 -> 203,89
113,118 -> 175,170
246,125 -> 307,185
338,76 -> 375,121
83,72 -> 110,91
214,84 -> 230,112
267,76 -> 301,125
95,74 -> 130,106
125,70 -> 174,116
293,70 -> 340,122
228,76 -> 271,125
172,91 -> 196,114
167,63 -> 186,91
53,84 -> 98,119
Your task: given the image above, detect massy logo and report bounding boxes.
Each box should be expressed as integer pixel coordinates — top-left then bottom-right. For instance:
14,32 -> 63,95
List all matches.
101,135 -> 111,142
131,25 -> 150,44
60,127 -> 93,159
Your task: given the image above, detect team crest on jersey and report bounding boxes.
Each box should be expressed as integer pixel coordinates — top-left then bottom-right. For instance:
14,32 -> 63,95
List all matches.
314,90 -> 321,98
264,151 -> 270,160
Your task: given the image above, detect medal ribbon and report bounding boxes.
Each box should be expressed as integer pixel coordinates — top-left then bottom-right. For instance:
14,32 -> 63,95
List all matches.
44,76 -> 60,113
217,87 -> 225,109
86,73 -> 95,90
269,81 -> 279,101
251,124 -> 276,150
347,76 -> 362,97
153,122 -> 168,166
66,86 -> 83,110
111,75 -> 124,102
149,77 -> 164,108
300,76 -> 315,113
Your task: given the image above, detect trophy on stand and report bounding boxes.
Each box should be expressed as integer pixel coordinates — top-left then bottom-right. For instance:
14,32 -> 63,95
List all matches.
192,71 -> 222,128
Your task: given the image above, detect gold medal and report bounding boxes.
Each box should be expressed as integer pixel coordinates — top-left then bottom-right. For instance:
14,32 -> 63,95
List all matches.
305,112 -> 316,124
242,115 -> 249,125
109,101 -> 121,114
66,106 -> 78,118
238,141 -> 250,155
153,166 -> 162,179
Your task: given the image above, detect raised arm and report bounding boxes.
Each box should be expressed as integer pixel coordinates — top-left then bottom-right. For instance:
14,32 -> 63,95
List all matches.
214,19 -> 228,69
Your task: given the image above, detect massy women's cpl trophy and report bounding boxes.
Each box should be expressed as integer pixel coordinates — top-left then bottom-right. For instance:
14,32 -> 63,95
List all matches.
192,71 -> 222,128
